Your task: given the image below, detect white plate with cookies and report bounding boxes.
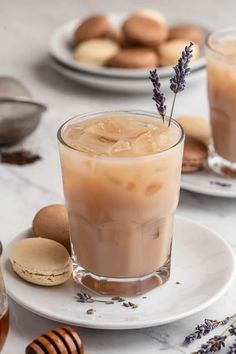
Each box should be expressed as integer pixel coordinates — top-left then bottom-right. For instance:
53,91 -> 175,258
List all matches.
49,55 -> 205,93
49,11 -> 207,80
3,217 -> 235,329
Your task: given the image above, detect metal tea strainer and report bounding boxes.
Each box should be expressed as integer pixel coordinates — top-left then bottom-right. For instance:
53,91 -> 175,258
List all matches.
0,77 -> 47,146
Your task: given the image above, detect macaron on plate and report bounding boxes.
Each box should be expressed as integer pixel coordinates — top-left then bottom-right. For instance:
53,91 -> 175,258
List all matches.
49,13 -> 208,92
3,217 -> 235,329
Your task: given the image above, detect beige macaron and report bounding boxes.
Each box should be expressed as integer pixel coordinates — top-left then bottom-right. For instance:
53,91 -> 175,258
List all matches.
176,115 -> 211,146
169,25 -> 203,46
122,15 -> 168,47
132,8 -> 167,26
107,48 -> 158,68
158,39 -> 200,67
32,204 -> 70,253
10,238 -> 72,286
74,38 -> 120,66
74,15 -> 111,45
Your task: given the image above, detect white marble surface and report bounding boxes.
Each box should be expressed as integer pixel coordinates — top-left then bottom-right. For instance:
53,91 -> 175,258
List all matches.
1,0 -> 236,353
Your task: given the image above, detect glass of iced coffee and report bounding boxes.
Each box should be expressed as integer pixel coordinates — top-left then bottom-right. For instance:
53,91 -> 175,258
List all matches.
58,110 -> 184,296
206,28 -> 236,177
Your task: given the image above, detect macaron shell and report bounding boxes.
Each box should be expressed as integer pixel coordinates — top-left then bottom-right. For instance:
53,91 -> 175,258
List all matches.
74,39 -> 120,66
158,39 -> 199,67
132,8 -> 167,25
122,15 -> 168,47
32,204 -> 70,252
11,260 -> 72,286
10,238 -> 72,286
107,48 -> 158,68
169,25 -> 203,46
74,15 -> 111,45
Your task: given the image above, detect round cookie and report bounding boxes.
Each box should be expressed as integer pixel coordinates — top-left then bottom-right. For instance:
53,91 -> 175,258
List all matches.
182,136 -> 208,173
177,116 -> 210,146
109,27 -> 127,47
74,15 -> 111,45
132,8 -> 167,25
122,15 -> 168,47
107,48 -> 158,68
10,238 -> 72,286
74,39 -> 120,66
32,204 -> 70,252
169,25 -> 203,47
158,39 -> 200,67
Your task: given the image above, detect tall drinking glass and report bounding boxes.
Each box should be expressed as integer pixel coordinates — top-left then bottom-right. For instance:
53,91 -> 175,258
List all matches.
0,242 -> 9,352
58,110 -> 184,296
206,28 -> 236,177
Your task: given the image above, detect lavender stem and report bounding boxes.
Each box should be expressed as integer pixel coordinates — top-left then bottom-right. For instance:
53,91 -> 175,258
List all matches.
168,93 -> 177,127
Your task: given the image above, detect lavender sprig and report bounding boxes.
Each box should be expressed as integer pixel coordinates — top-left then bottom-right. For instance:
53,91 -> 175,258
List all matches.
195,335 -> 227,354
149,42 -> 193,126
168,42 -> 193,126
149,69 -> 166,122
170,42 -> 193,94
184,318 -> 230,345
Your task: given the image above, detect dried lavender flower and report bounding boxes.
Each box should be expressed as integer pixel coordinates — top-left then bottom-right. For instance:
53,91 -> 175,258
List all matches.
170,42 -> 193,94
149,69 -> 166,122
122,301 -> 138,309
195,335 -> 227,354
86,308 -> 96,315
149,43 -> 193,126
76,292 -> 94,303
184,318 -> 230,345
229,325 -> 236,336
227,341 -> 236,354
167,42 -> 193,126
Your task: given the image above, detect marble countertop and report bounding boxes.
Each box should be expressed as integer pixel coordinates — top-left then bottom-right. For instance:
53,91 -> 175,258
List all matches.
1,0 -> 236,353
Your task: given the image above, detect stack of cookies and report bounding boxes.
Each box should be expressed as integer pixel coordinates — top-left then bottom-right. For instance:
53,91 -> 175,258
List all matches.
73,9 -> 202,69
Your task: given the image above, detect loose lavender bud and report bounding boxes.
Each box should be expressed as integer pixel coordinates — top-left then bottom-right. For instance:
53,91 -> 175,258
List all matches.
149,69 -> 166,121
227,341 -> 236,354
170,42 -> 193,94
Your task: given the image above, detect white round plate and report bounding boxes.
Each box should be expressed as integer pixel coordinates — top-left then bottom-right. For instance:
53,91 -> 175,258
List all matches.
50,56 -> 205,93
49,15 -> 207,79
3,217 -> 235,330
181,168 -> 236,198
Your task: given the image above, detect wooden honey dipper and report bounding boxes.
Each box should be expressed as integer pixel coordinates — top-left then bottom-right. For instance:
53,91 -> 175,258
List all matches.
25,326 -> 84,354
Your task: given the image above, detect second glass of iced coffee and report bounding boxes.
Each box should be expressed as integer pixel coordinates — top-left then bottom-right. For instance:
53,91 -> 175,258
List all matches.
58,110 -> 184,296
206,28 -> 236,177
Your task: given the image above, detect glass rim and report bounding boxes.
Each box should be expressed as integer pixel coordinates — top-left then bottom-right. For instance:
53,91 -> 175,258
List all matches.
57,110 -> 185,160
206,27 -> 236,56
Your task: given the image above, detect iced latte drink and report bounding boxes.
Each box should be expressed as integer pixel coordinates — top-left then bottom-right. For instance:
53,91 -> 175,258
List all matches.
206,28 -> 236,176
58,111 -> 184,295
